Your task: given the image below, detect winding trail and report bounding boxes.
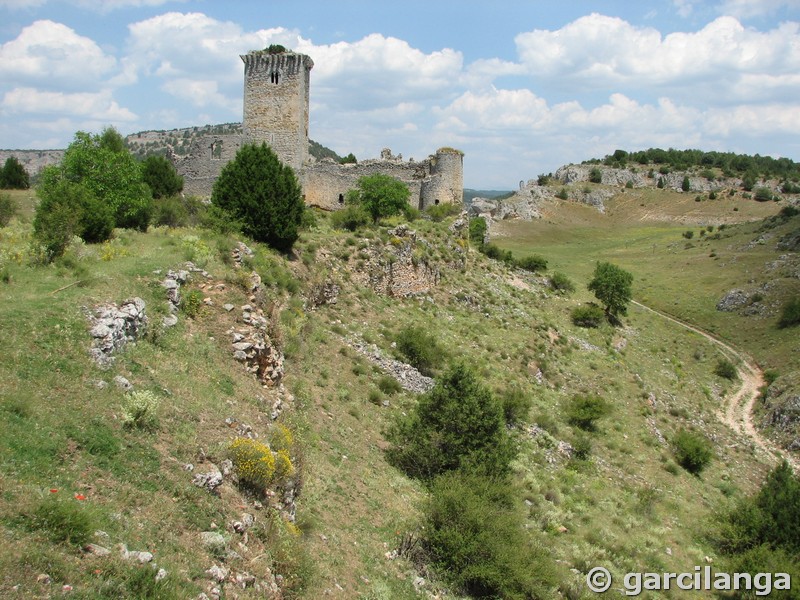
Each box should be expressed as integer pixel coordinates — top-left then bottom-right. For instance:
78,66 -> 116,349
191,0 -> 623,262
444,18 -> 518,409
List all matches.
631,300 -> 798,471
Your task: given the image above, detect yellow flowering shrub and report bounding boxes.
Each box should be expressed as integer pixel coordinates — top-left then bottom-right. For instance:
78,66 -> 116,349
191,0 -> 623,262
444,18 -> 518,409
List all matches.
229,437 -> 276,489
270,424 -> 293,453
274,449 -> 294,481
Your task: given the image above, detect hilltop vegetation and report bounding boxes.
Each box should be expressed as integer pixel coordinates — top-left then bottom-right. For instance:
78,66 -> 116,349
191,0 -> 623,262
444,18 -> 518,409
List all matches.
1,138 -> 799,598
584,147 -> 800,187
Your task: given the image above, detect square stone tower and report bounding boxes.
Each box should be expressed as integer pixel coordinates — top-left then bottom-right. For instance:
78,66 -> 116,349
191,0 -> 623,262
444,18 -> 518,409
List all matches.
240,49 -> 314,173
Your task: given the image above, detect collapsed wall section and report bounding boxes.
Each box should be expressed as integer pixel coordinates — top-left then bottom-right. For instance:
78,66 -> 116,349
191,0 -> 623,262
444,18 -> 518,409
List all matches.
303,157 -> 428,210
170,134 -> 241,198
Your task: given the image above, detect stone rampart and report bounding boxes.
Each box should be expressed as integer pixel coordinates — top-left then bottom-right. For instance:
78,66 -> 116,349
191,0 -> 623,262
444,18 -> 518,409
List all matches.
170,134 -> 241,197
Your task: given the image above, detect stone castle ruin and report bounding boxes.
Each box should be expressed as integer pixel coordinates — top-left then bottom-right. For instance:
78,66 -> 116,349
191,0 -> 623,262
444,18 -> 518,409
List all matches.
170,48 -> 464,210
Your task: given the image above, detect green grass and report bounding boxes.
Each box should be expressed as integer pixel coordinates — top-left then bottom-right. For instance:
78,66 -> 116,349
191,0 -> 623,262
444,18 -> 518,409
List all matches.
0,195 -> 787,598
495,192 -> 799,373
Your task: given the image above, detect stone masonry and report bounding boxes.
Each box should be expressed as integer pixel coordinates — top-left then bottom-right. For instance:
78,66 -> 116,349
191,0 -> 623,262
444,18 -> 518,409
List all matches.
171,48 -> 464,210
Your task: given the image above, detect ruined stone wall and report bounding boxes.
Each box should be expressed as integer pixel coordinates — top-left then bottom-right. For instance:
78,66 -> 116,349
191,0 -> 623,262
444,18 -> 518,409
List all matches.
170,134 -> 241,197
241,51 -> 313,174
420,149 -> 464,209
303,157 -> 428,210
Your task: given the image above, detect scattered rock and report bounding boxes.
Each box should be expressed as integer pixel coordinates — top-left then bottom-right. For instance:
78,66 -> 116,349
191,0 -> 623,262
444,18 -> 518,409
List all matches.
347,336 -> 434,394
200,531 -> 226,550
86,297 -> 147,367
113,375 -> 132,391
205,564 -> 229,583
193,466 -> 224,494
84,543 -> 110,557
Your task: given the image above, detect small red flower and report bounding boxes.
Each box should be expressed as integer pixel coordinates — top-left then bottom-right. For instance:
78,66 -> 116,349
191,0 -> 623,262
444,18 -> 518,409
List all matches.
49,488 -> 58,493
74,494 -> 87,501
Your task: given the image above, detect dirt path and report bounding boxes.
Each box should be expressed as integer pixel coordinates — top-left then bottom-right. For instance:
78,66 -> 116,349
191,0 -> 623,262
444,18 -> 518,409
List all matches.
631,300 -> 798,470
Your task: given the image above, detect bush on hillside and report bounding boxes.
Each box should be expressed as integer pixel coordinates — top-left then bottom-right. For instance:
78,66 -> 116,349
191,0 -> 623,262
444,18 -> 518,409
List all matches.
565,394 -> 611,431
346,173 -> 410,223
672,429 -> 713,474
714,358 -> 738,380
682,176 -> 691,192
330,204 -> 371,231
498,384 -> 532,425
481,243 -> 514,264
571,304 -> 605,328
386,362 -> 515,481
683,230 -> 695,239
589,167 -> 602,183
395,325 -> 442,376
468,216 -> 487,246
549,271 -> 575,294
515,254 -> 548,272
754,187 -> 774,202
33,175 -> 115,259
212,143 -> 304,252
778,297 -> 800,329
425,203 -> 461,222
422,471 -> 557,599
0,193 -> 17,227
60,128 -> 152,230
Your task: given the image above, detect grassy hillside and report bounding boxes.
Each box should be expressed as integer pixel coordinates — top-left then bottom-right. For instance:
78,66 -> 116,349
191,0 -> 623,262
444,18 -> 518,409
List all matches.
0,187 -> 790,598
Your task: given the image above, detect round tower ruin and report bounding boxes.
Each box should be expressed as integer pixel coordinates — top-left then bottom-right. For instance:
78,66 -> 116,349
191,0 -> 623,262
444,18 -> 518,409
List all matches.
240,50 -> 314,174
419,147 -> 464,210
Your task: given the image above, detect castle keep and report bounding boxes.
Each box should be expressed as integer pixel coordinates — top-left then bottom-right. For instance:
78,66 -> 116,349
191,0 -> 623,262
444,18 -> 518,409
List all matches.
171,48 -> 463,210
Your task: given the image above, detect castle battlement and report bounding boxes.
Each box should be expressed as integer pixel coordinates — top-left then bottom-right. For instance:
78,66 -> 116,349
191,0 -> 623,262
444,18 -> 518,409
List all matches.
172,47 -> 463,209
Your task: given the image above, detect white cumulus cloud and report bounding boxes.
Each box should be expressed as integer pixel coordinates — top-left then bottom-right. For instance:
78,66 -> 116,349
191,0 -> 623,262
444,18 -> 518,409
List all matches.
2,87 -> 137,121
0,20 -> 117,89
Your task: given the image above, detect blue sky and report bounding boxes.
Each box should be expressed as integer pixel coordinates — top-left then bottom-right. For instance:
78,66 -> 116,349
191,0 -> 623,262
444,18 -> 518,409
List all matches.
1,0 -> 799,188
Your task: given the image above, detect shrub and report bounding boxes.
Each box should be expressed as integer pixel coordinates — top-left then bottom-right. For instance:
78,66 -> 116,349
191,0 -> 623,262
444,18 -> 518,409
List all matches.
141,154 -> 184,199
781,181 -> 800,194
549,271 -> 575,294
515,254 -> 548,272
571,304 -> 605,328
754,187 -> 774,202
468,217 -> 487,245
395,325 -> 442,376
386,362 -> 515,481
714,358 -> 738,380
61,128 -> 152,231
556,187 -> 569,200
481,243 -> 514,264
180,289 -> 204,318
122,390 -> 160,431
28,495 -> 95,546
0,193 -> 18,227
565,394 -> 611,431
425,203 -> 461,222
423,471 -> 557,599
212,143 -> 304,252
682,176 -> 691,192
672,429 -> 713,474
0,156 -> 29,189
572,433 -> 592,460
778,297 -> 800,328
152,195 -> 189,227
330,204 -> 371,231
683,230 -> 695,239
779,205 -> 799,218
347,173 -> 410,223
377,375 -> 402,395
229,437 -> 276,490
589,167 -> 602,183
498,384 -> 532,425
587,261 -> 634,319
